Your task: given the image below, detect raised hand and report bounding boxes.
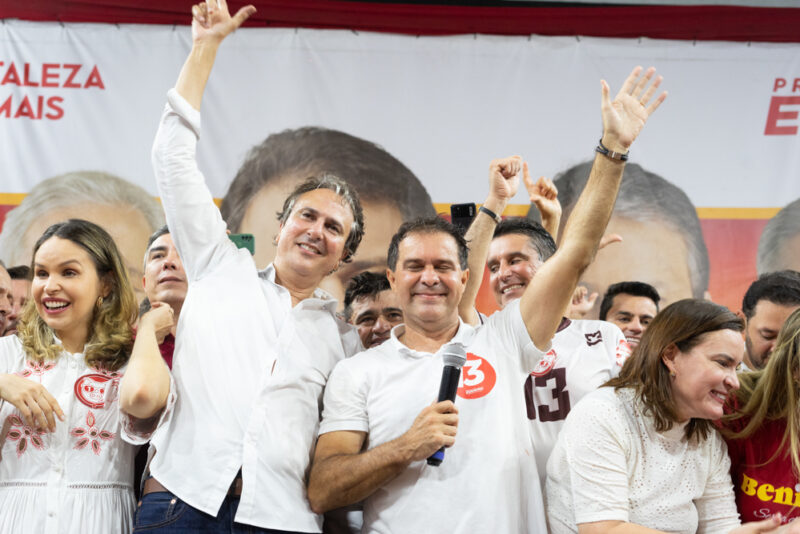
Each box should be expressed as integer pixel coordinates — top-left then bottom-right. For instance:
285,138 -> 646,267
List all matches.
0,373 -> 64,432
191,0 -> 256,45
524,164 -> 561,239
601,66 -> 667,152
487,156 -> 522,206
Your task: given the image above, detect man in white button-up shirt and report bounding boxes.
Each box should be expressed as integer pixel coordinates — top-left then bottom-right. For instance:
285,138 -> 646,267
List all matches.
137,2 -> 363,533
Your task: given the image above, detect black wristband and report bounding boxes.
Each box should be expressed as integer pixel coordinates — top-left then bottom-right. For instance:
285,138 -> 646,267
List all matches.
596,139 -> 629,161
479,206 -> 502,224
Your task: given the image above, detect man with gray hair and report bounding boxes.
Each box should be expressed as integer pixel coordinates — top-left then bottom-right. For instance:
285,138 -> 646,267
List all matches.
757,197 -> 800,275
0,171 -> 164,302
529,162 -> 709,318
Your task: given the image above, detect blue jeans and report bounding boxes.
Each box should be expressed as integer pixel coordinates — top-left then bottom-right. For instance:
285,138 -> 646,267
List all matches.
133,490 -> 306,534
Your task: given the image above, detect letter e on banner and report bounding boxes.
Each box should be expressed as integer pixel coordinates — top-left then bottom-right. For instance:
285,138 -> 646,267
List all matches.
457,353 -> 496,400
765,96 -> 800,135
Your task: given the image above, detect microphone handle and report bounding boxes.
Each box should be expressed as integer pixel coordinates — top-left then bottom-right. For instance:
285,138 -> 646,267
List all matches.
427,364 -> 461,466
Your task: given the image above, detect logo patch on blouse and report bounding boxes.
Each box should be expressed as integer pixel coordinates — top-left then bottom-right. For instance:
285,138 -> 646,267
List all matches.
456,353 -> 497,400
530,349 -> 557,377
74,374 -> 115,409
616,339 -> 632,367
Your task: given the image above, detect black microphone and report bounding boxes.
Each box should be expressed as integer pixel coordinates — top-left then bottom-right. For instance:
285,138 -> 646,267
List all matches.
427,343 -> 467,466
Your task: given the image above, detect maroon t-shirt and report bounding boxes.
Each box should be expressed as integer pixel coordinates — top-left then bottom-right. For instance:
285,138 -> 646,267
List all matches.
724,415 -> 800,523
159,334 -> 175,370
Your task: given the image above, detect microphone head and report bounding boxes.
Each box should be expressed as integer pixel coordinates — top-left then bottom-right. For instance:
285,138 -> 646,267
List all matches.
441,343 -> 467,368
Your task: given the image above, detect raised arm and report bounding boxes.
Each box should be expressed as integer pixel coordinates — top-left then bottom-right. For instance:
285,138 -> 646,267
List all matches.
458,156 -> 521,325
520,66 -> 666,349
176,0 -> 256,110
119,303 -> 174,419
525,167 -> 561,241
151,1 -> 255,281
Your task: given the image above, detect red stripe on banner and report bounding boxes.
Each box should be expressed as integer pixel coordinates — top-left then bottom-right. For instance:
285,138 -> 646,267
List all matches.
3,2 -> 800,43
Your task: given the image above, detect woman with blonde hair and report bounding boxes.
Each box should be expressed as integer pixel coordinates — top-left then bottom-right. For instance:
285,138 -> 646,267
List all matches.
546,299 -> 798,534
723,307 -> 800,524
0,219 -> 173,533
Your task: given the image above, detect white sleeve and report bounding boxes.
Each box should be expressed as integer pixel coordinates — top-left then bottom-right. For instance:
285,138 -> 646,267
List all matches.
489,300 -> 547,372
119,373 -> 178,445
561,392 -> 632,525
151,89 -> 241,282
695,435 -> 741,534
319,359 -> 369,435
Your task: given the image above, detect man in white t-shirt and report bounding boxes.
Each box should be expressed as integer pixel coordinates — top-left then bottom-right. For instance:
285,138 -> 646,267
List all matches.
306,66 -> 667,533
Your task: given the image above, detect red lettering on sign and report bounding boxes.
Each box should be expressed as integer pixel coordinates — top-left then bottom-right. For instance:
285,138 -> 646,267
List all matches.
45,96 -> 64,120
2,63 -> 21,86
83,65 -> 105,89
14,96 -> 36,119
765,96 -> 800,135
794,79 -> 800,93
774,78 -> 786,92
63,64 -> 82,88
41,63 -> 59,87
0,95 -> 11,117
23,63 -> 39,87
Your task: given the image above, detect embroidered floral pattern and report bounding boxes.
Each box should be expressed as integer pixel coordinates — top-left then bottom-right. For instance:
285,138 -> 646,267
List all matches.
6,415 -> 47,457
70,411 -> 114,455
15,360 -> 56,380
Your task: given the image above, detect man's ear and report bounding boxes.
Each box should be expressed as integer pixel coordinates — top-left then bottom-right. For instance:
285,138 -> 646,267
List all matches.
387,268 -> 396,291
461,267 -> 470,286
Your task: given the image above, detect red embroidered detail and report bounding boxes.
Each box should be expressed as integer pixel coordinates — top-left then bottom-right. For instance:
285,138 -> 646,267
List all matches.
70,411 -> 115,455
5,415 -> 47,457
15,360 -> 56,381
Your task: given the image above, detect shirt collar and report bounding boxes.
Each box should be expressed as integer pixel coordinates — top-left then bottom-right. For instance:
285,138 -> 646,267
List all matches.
387,319 -> 475,358
259,263 -> 338,313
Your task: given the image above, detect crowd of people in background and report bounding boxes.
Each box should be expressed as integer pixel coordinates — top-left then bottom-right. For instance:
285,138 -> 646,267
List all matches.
2,1 -> 800,533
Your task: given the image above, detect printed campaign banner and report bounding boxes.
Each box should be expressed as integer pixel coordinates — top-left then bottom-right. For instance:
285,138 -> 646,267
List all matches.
1,20 -> 799,313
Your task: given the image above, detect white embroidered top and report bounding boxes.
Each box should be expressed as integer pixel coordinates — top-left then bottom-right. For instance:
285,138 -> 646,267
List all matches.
0,335 -> 175,534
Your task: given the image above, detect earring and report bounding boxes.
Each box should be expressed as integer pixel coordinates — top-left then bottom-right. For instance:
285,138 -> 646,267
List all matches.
669,370 -> 676,377
96,296 -> 103,308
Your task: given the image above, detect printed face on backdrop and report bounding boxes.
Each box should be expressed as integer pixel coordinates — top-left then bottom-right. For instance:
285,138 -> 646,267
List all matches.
239,178 -> 405,304
0,267 -> 12,335
578,217 -> 695,319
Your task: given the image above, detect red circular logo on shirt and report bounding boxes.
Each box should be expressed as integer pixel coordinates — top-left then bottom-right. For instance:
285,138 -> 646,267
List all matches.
530,349 -> 558,377
457,353 -> 496,400
74,374 -> 113,409
616,339 -> 632,367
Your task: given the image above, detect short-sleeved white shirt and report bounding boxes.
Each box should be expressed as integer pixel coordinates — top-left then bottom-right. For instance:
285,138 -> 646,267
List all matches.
526,318 -> 629,491
320,300 -> 548,534
0,336 -> 175,534
546,387 -> 740,534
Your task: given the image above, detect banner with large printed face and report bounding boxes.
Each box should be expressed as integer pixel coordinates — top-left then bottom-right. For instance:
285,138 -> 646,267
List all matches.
1,20 -> 799,313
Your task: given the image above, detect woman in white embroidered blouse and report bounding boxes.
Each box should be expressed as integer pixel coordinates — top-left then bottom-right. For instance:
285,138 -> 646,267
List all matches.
0,219 -> 174,534
546,299 -> 800,534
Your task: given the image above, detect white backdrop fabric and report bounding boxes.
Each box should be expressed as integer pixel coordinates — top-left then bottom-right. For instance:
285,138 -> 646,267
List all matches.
1,19 -> 799,208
